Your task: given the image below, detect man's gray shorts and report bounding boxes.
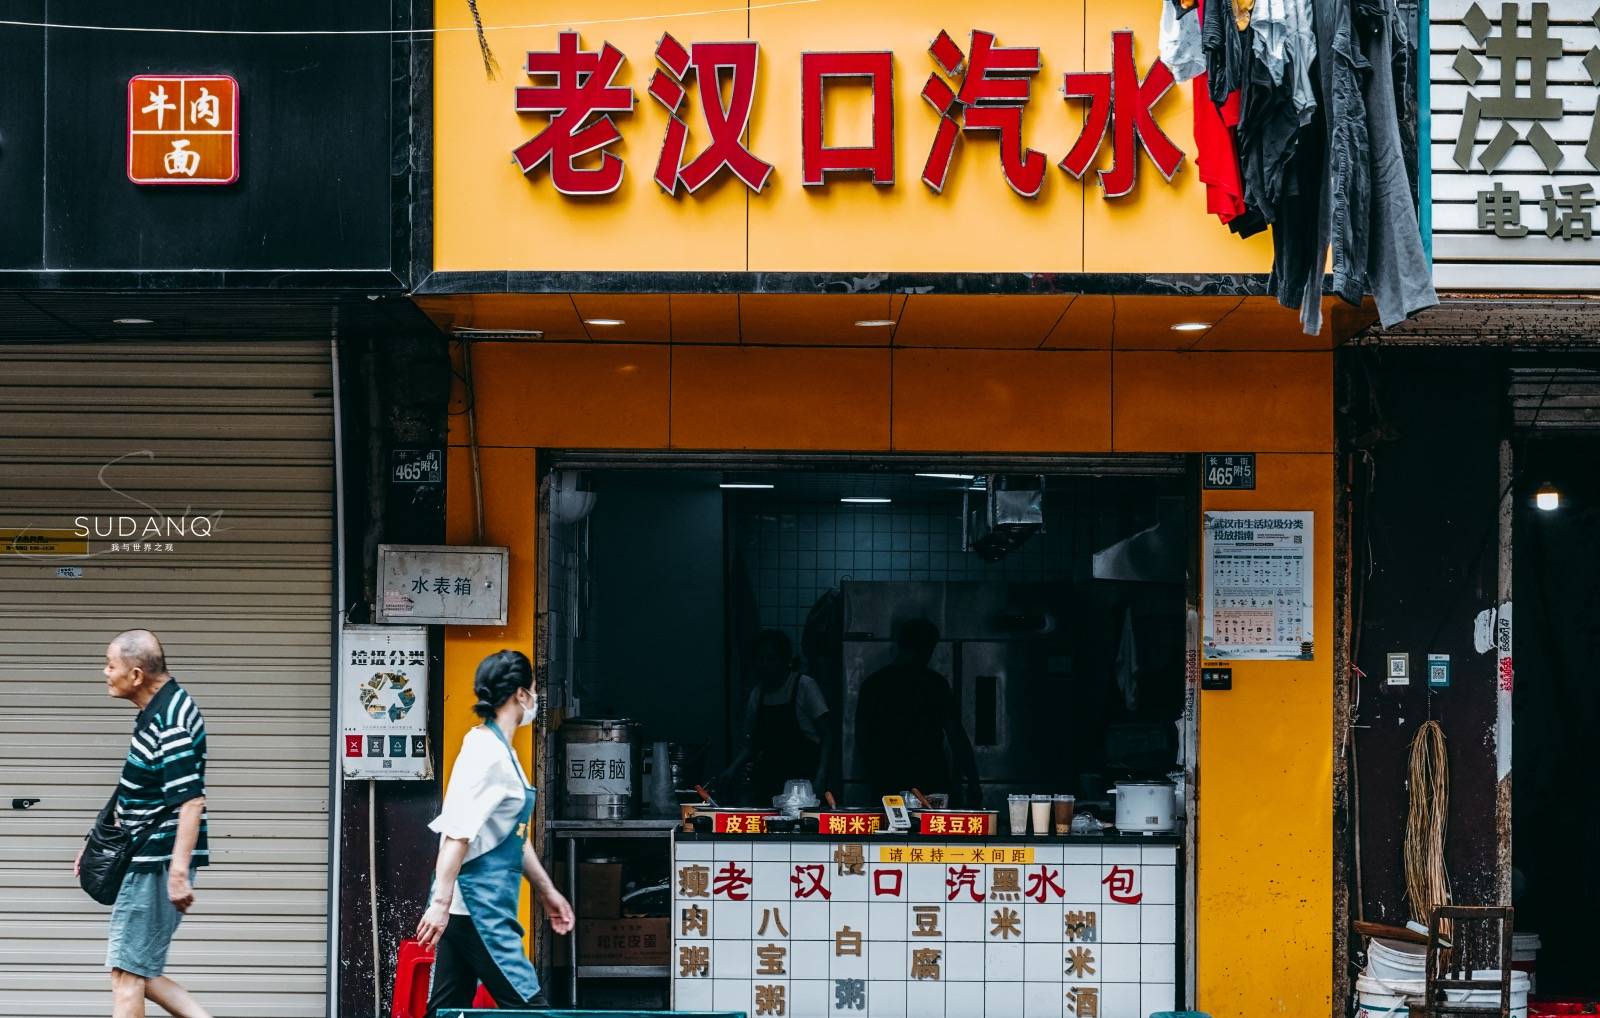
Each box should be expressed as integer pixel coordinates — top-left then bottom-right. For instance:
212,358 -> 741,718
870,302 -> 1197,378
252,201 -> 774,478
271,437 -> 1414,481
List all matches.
106,865 -> 196,978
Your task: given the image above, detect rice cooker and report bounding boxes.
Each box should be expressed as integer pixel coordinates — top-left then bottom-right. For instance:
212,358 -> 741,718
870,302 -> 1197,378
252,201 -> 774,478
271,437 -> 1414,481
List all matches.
1110,780 -> 1177,832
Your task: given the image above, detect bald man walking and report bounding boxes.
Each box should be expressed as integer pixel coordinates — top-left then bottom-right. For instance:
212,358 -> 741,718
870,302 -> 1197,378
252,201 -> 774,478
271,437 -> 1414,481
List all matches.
79,630 -> 213,1018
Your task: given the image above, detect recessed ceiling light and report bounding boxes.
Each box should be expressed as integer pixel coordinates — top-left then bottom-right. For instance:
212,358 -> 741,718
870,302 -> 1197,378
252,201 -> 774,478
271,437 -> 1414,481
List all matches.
841,496 -> 892,504
1169,321 -> 1211,332
916,472 -> 976,481
585,318 -> 626,327
719,483 -> 775,490
854,319 -> 896,328
113,318 -> 154,325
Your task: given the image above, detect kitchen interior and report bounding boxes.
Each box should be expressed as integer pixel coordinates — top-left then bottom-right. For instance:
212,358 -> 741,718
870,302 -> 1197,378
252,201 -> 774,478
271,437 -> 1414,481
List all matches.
539,462 -> 1194,1010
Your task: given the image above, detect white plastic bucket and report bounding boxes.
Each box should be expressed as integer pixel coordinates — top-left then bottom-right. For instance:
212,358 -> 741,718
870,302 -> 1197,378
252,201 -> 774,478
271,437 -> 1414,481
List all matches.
1368,939 -> 1428,982
1512,932 -> 1541,993
1356,975 -> 1418,1018
1461,970 -> 1530,1018
1356,971 -> 1529,1018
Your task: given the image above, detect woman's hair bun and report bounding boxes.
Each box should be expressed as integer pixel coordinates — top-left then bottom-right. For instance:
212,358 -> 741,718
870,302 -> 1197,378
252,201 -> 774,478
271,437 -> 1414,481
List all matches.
471,649 -> 534,720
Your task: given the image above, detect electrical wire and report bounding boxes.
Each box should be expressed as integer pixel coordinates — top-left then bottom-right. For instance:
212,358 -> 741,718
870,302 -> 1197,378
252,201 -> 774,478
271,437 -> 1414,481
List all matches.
461,340 -> 486,544
0,0 -> 821,36
1404,720 -> 1452,932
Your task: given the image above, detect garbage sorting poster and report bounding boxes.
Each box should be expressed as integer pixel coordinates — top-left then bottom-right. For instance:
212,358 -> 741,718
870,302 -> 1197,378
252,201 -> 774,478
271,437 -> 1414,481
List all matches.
341,625 -> 432,779
1202,511 -> 1314,661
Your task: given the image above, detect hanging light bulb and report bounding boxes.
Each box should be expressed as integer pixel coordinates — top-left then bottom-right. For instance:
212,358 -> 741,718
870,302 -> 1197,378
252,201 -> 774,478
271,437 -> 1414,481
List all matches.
1535,483 -> 1561,512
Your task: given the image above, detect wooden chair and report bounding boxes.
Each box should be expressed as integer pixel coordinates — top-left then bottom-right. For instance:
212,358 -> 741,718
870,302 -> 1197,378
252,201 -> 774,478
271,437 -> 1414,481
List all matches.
1418,905 -> 1515,1018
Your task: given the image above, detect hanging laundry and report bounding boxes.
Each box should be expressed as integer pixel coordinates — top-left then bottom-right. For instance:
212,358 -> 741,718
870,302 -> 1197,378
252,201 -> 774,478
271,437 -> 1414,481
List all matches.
1269,0 -> 1435,335
1159,0 -> 1207,84
1193,74 -> 1247,223
1193,0 -> 1250,225
1353,0 -> 1437,326
1202,0 -> 1250,108
1230,15 -> 1307,238
1250,0 -> 1317,124
1270,0 -> 1370,336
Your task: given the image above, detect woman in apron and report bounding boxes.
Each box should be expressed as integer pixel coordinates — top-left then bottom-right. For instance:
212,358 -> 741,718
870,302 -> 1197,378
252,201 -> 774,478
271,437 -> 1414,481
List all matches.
718,630 -> 834,803
416,650 -> 573,1013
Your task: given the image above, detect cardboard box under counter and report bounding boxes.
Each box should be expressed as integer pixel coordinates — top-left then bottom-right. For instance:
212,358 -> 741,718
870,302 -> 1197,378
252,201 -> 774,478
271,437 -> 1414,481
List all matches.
574,917 -> 670,966
576,861 -> 622,919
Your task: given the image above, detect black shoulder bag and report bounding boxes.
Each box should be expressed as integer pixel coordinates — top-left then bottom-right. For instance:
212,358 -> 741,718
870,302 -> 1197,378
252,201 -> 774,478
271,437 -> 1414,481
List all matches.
79,791 -> 178,906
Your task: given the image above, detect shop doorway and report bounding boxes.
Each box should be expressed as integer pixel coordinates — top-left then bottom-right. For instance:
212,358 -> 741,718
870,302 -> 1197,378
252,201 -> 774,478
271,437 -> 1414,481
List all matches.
543,461 -> 1192,809
536,457 -> 1199,1007
1511,430 -> 1600,1001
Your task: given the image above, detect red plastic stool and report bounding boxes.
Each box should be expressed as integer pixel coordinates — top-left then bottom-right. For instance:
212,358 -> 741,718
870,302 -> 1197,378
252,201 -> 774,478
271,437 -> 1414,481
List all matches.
392,938 -> 496,1017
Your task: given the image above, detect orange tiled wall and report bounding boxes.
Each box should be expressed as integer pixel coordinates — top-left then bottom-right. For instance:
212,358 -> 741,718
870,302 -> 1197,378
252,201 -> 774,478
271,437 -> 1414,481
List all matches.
442,341 -> 1334,1018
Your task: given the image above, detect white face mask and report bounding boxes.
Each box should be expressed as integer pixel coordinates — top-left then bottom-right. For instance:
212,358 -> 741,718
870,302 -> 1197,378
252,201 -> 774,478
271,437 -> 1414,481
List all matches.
517,690 -> 537,729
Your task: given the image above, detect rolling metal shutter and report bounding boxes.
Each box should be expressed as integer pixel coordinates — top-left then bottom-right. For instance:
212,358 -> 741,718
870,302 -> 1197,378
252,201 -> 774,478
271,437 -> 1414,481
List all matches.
0,341 -> 333,1017
1511,362 -> 1600,432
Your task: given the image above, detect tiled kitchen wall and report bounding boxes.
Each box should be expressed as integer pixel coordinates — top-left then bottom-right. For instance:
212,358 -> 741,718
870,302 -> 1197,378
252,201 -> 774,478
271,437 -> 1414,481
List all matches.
732,499 -> 1078,653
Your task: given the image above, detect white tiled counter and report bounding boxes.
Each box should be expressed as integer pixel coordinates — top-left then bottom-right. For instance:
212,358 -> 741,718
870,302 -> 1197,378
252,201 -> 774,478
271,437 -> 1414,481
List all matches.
671,834 -> 1181,1018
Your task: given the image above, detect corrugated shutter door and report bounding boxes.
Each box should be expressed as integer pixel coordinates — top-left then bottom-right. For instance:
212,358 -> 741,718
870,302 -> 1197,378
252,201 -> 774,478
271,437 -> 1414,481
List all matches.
0,341 -> 332,1018
1511,363 -> 1600,432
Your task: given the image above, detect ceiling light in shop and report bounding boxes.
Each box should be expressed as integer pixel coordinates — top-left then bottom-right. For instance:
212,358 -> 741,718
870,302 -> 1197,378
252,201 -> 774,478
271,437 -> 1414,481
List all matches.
854,319 -> 896,328
916,472 -> 976,480
1169,321 -> 1210,332
113,318 -> 154,325
841,496 -> 892,504
1536,483 -> 1561,511
584,318 -> 626,327
719,483 -> 775,490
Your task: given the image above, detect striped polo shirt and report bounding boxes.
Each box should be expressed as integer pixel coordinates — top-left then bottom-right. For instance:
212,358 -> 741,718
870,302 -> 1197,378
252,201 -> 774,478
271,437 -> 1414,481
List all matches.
116,679 -> 209,870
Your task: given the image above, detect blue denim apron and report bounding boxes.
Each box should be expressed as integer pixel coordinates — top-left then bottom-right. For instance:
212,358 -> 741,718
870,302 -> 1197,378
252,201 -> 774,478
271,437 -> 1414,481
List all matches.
456,722 -> 539,1000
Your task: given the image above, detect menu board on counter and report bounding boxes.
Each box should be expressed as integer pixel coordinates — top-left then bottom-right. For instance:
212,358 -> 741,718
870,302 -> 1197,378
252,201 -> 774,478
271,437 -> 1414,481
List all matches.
1202,511 -> 1314,661
672,839 -> 1179,1018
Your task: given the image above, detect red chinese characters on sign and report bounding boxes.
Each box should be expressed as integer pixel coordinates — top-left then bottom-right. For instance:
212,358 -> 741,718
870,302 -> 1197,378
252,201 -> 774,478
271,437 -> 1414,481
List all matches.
514,31 -> 636,195
945,864 -> 985,902
1060,31 -> 1184,199
873,869 -> 904,897
649,34 -> 774,193
512,29 -> 1182,202
1025,865 -> 1064,904
801,51 -> 895,186
791,864 -> 832,900
713,862 -> 752,901
920,29 -> 1047,197
127,75 -> 239,186
1102,865 -> 1143,904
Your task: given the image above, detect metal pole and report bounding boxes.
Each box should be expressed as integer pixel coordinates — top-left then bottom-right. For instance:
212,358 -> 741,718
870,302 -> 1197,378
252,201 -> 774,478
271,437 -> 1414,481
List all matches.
1494,439 -> 1513,905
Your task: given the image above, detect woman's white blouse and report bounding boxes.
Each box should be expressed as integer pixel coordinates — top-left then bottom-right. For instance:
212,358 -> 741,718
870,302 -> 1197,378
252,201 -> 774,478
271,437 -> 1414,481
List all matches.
428,725 -> 530,915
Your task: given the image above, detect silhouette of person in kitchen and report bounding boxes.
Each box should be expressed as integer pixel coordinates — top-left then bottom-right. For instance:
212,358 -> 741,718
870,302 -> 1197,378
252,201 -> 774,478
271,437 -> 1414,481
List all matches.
719,629 -> 834,803
855,619 -> 983,808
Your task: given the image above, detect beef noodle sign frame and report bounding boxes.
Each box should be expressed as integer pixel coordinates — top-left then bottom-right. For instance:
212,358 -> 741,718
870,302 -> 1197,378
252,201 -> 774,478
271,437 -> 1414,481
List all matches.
513,28 -> 1183,200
